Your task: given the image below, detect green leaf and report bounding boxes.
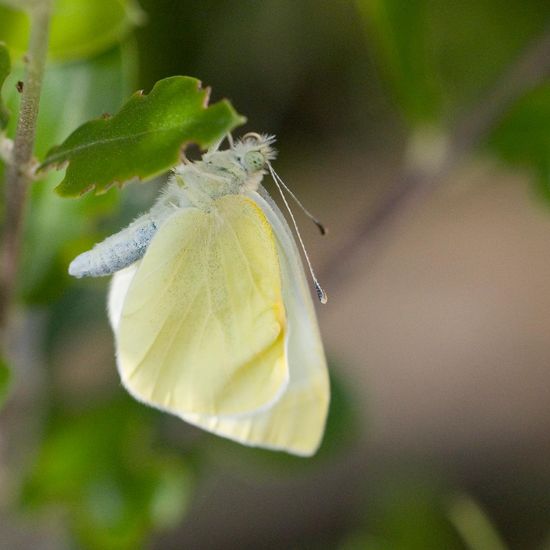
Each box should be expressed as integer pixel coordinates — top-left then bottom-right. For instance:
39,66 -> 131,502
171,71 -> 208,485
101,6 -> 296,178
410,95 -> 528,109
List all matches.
40,76 -> 245,197
0,41 -> 10,129
0,357 -> 11,409
0,0 -> 143,62
487,83 -> 550,202
355,0 -> 442,124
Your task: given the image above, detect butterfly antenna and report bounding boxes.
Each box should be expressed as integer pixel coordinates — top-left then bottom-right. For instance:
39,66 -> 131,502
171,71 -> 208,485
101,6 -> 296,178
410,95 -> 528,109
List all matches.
269,166 -> 326,235
268,162 -> 327,304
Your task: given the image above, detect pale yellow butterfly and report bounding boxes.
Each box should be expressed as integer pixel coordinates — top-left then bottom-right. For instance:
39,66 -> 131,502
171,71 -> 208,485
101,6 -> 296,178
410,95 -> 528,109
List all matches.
69,133 -> 329,456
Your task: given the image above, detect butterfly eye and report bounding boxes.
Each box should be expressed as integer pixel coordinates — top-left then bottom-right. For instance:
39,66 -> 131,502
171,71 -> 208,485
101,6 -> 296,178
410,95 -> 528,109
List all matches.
243,151 -> 265,171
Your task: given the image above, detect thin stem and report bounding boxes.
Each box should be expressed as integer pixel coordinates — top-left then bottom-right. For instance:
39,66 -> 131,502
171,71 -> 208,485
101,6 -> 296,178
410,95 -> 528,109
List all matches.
0,1 -> 51,346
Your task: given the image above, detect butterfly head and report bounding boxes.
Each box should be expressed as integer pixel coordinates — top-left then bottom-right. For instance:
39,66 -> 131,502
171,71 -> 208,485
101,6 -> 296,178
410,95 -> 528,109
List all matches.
234,132 -> 277,174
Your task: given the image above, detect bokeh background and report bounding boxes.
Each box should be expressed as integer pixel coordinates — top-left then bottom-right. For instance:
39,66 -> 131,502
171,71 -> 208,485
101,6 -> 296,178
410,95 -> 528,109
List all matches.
1,0 -> 550,548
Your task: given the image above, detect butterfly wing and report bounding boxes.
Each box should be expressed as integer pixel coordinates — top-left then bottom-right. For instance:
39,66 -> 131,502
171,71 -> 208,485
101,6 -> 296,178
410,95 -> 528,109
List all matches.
109,190 -> 329,456
113,195 -> 289,417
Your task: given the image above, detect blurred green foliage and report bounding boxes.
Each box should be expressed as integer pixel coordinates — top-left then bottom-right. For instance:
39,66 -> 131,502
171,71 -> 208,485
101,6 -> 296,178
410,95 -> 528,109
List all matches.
21,397 -> 194,550
355,0 -> 549,126
355,0 -> 443,124
362,478 -> 464,550
488,83 -> 550,200
356,0 -> 550,209
448,495 -> 507,550
341,477 -> 509,550
0,0 -> 141,61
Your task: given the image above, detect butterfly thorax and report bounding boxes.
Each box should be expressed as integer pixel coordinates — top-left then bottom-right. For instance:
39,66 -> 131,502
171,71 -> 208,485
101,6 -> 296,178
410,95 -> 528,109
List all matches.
172,134 -> 276,210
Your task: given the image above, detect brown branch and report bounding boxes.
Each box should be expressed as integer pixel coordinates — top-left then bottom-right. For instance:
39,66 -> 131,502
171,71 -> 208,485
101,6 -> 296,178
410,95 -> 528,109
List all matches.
321,25 -> 550,291
0,2 -> 51,347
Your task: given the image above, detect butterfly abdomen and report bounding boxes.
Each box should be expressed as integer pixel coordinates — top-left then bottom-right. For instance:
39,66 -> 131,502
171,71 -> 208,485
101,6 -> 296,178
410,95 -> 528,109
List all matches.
68,215 -> 159,278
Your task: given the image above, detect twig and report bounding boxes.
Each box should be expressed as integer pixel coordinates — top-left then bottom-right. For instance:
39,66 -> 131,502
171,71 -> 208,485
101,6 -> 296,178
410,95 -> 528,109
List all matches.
0,1 -> 51,347
321,25 -> 550,291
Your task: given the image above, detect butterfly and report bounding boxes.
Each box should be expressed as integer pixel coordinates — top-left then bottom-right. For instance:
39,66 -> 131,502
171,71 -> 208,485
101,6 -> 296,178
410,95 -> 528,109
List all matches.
69,133 -> 329,456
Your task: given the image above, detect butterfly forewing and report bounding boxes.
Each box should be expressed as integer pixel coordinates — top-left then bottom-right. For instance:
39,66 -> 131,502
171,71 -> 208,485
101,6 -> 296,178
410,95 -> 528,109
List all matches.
115,195 -> 288,417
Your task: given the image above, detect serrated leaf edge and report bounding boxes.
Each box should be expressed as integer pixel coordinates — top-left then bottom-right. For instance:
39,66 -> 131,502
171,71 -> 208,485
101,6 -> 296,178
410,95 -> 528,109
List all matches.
38,76 -> 245,197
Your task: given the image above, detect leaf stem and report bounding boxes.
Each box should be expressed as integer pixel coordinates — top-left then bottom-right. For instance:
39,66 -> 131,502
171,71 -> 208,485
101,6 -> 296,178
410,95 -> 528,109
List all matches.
0,1 -> 51,346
